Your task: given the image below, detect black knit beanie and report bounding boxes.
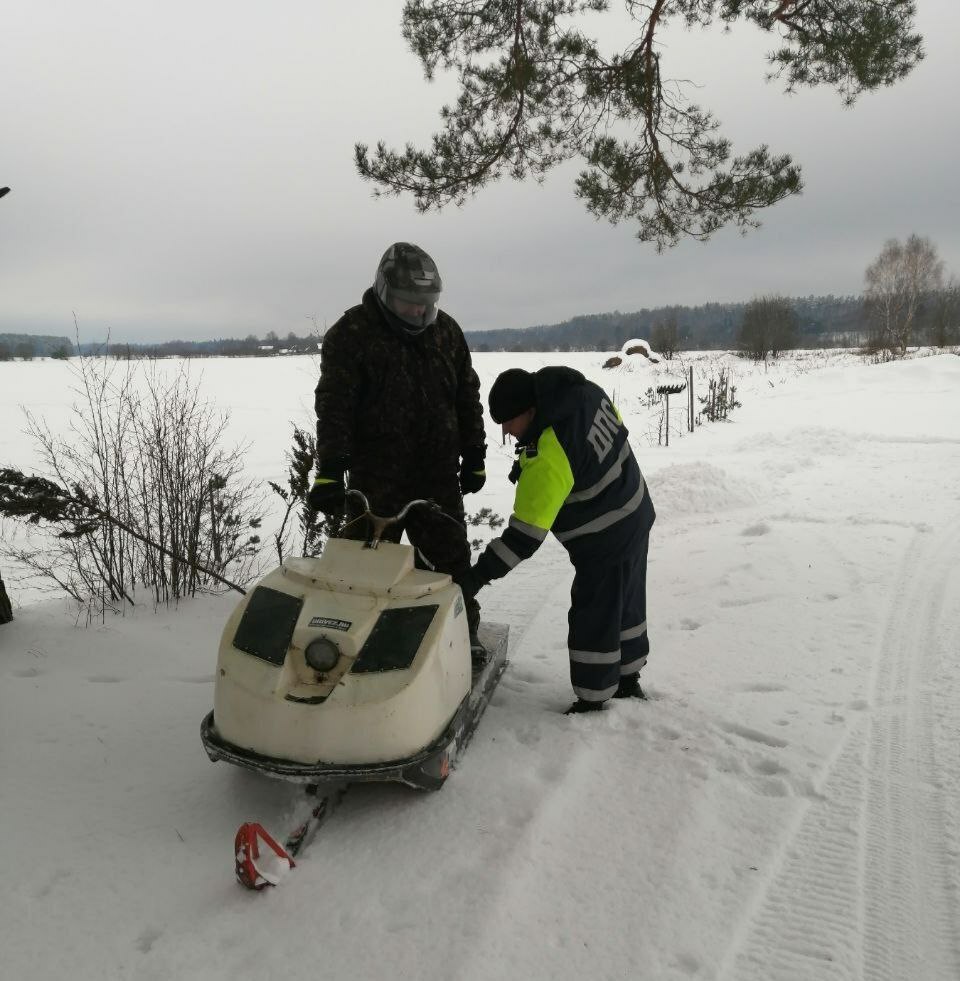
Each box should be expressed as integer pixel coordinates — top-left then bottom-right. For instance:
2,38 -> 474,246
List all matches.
488,368 -> 536,423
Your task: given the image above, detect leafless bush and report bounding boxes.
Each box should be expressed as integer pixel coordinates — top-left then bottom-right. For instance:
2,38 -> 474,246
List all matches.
650,317 -> 679,359
737,296 -> 798,361
928,280 -> 960,348
10,355 -> 262,615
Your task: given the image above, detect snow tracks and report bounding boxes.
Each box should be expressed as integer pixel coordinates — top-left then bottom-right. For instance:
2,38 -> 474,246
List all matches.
721,527 -> 960,981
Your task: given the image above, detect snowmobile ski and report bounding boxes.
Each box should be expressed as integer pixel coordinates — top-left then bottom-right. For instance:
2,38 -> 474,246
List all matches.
235,783 -> 347,890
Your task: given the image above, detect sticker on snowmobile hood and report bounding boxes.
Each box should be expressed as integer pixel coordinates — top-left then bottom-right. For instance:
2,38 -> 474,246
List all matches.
454,595 -> 464,618
308,616 -> 352,631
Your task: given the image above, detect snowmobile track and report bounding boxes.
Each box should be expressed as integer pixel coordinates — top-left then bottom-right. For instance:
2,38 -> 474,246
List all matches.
720,526 -> 960,981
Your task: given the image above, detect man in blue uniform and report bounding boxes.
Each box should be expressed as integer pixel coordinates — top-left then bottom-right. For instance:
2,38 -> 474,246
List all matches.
457,366 -> 655,713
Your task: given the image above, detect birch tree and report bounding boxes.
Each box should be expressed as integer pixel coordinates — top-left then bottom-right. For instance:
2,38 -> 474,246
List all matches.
864,235 -> 944,357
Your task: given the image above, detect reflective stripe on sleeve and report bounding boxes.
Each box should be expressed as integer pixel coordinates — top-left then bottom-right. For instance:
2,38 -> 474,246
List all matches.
508,515 -> 549,541
490,539 -> 522,569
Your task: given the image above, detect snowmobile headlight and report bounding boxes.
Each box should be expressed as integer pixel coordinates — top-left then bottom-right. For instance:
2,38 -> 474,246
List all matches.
304,637 -> 340,673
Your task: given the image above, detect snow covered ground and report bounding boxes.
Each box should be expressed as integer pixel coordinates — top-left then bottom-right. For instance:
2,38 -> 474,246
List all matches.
2,348 -> 960,980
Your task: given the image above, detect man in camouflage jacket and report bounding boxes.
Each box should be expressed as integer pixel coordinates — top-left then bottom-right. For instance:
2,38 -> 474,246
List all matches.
311,243 -> 487,640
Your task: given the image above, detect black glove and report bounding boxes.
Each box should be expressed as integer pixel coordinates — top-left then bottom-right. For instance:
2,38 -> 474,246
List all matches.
308,464 -> 346,515
459,446 -> 486,495
454,566 -> 487,604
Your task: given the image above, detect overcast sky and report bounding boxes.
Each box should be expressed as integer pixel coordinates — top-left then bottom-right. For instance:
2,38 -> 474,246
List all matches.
2,1 -> 958,344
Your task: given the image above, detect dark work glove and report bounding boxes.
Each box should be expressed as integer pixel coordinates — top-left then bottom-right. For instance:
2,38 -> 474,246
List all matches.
459,446 -> 486,495
307,465 -> 346,516
454,566 -> 487,604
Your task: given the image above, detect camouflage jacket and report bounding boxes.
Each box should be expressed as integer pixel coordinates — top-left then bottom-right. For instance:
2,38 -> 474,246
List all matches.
314,288 -> 485,481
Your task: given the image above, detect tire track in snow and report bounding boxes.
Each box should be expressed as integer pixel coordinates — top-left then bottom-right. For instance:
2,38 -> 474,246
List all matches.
720,527 -> 960,981
860,527 -> 960,981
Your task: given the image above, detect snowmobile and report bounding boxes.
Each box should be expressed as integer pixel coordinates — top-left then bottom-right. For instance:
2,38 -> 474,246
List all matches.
200,490 -> 509,889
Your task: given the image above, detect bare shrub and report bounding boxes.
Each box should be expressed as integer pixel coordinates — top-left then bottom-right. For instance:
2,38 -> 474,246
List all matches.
738,296 -> 798,361
650,317 -> 679,359
929,279 -> 960,348
9,355 -> 262,615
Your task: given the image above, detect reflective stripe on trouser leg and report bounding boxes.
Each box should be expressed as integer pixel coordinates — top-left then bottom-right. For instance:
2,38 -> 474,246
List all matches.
620,533 -> 650,675
568,561 -> 623,702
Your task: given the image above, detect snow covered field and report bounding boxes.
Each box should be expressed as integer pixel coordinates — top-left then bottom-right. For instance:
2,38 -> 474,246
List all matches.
2,348 -> 960,980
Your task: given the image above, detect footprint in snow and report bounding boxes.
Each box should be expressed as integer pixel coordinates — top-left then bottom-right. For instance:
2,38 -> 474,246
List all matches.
719,593 -> 780,608
719,721 -> 789,749
35,868 -> 72,898
136,927 -> 163,954
752,776 -> 791,798
752,757 -> 789,777
513,722 -> 542,748
673,952 -> 702,975
656,724 -> 682,741
507,667 -> 548,685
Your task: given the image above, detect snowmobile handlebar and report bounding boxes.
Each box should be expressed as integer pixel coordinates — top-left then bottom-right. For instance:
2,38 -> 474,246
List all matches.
341,489 -> 461,547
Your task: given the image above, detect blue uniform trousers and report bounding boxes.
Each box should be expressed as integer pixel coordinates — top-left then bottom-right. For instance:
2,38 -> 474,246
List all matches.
567,534 -> 650,703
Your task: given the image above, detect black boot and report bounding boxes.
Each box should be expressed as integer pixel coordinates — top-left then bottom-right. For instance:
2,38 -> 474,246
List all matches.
613,672 -> 646,700
564,698 -> 607,715
469,630 -> 487,669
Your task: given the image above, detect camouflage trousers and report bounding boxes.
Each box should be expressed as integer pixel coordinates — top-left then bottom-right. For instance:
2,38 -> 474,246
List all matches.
342,470 -> 481,634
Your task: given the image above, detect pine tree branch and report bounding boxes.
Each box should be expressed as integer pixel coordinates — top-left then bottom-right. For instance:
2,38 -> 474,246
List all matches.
354,0 -> 922,246
0,468 -> 247,596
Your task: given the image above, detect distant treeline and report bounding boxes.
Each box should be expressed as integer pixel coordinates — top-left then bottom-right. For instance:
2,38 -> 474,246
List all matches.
0,331 -> 321,361
0,333 -> 73,359
76,334 -> 322,360
465,295 -> 867,352
1,294 -> 875,360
